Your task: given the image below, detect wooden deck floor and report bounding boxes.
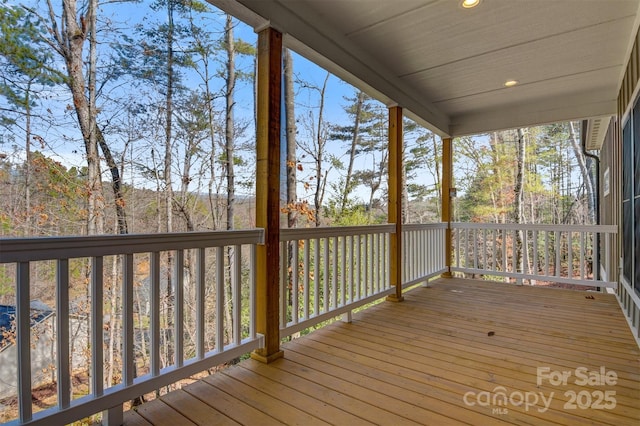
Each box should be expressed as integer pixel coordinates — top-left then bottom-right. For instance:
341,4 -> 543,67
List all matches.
124,278 -> 640,426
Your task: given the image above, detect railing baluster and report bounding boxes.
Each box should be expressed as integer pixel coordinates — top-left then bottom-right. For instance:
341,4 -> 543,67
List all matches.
303,238 -> 310,320
332,237 -> 338,308
250,244 -> 257,340
555,230 -> 561,277
413,230 -> 418,280
491,229 -> 496,271
314,237 -> 320,315
482,228 -> 487,271
464,228 -> 469,269
408,230 -> 413,282
523,230 -> 529,276
150,251 -> 160,375
502,229 -> 507,273
356,235 -> 360,302
455,226 -> 460,268
291,240 -> 300,324
363,235 -> 369,297
373,233 -> 378,293
403,231 -> 408,282
378,232 -> 382,290
352,235 -> 362,304
474,229 -> 479,270
435,229 -> 447,269
579,232 -> 586,280
196,248 -> 205,359
17,261 -> 31,423
280,241 -> 288,328
403,230 -> 416,280
580,232 -> 585,281
568,231 -> 573,279
324,238 -> 330,313
420,229 -> 425,278
384,233 -> 392,288
604,233 -> 611,282
427,229 -> 431,274
340,237 -> 355,306
468,228 -> 473,270
233,245 -> 242,345
91,256 -> 104,397
532,230 -> 538,277
215,247 -> 224,352
372,235 -> 377,296
544,231 -> 549,277
123,253 -> 134,386
384,232 -> 389,287
349,236 -> 354,304
174,250 -> 184,366
422,229 -> 432,275
57,258 -> 71,409
511,230 -> 517,274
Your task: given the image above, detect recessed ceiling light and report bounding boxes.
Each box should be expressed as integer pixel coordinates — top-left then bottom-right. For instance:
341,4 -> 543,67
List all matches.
461,0 -> 481,8
504,80 -> 518,87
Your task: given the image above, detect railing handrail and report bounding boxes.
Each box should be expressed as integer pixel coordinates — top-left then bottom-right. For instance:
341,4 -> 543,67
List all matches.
451,222 -> 617,233
280,224 -> 395,241
403,222 -> 447,232
0,229 -> 265,263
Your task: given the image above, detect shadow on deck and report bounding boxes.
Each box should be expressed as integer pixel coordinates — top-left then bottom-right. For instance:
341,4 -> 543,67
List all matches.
124,278 -> 640,425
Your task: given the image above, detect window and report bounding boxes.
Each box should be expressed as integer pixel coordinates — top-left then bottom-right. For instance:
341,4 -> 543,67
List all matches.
622,98 -> 639,293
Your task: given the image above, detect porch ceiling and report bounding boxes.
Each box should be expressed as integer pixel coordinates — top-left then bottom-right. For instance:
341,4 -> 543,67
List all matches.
209,0 -> 640,137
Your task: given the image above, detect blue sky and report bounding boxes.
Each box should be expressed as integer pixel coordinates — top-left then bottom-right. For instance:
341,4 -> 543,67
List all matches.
1,0 -> 438,207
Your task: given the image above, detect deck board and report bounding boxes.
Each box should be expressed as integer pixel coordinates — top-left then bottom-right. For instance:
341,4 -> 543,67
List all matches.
124,278 -> 640,425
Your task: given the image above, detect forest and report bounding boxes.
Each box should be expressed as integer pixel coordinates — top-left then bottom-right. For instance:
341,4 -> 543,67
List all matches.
0,0 -> 597,421
0,0 -> 595,239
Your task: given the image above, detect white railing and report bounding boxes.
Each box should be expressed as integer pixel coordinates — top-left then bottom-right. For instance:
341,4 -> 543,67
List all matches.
279,225 -> 395,338
402,223 -> 447,287
451,223 -> 618,288
617,277 -> 640,347
0,230 -> 264,426
2,221 -> 625,424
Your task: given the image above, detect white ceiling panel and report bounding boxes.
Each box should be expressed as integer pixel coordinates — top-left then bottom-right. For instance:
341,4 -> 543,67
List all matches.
210,0 -> 640,137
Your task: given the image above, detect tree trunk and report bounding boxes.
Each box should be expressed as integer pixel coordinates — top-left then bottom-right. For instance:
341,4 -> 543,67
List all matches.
97,128 -> 128,234
513,128 -> 526,281
24,84 -> 31,233
224,14 -> 236,345
568,121 -> 595,223
178,135 -> 195,232
314,73 -> 330,226
163,0 -> 176,373
164,0 -> 175,235
58,0 -> 104,235
284,49 -> 297,229
202,55 -> 220,230
225,15 -> 236,232
341,91 -> 365,213
432,133 -> 441,215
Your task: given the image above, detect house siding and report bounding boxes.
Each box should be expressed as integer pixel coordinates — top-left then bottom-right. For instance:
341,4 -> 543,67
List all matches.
615,24 -> 640,294
599,119 -> 620,283
0,316 -> 89,400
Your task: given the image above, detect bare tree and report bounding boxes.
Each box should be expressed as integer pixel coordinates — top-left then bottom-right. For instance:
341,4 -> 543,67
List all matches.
284,48 -> 297,229
298,72 -> 331,226
568,121 -> 595,223
512,128 -> 526,278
